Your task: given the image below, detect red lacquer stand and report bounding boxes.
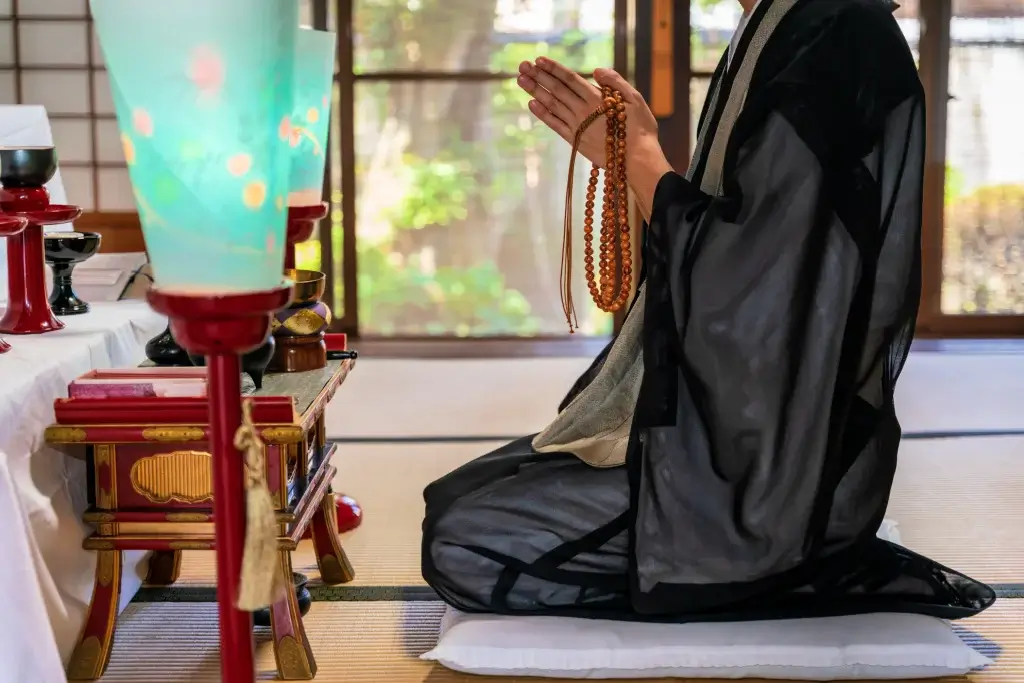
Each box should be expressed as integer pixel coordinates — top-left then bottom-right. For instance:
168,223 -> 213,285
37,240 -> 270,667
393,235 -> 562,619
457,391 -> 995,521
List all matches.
285,203 -> 328,270
0,215 -> 29,353
147,284 -> 292,683
0,186 -> 82,334
287,203 -> 363,535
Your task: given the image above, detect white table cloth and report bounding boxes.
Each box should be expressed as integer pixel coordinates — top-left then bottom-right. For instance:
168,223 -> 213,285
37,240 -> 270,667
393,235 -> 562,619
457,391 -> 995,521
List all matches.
0,301 -> 166,667
0,452 -> 67,683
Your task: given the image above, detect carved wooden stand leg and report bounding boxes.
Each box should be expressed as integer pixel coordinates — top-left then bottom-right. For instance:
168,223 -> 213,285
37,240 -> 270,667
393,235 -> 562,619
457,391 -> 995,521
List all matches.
270,551 -> 317,680
67,550 -> 123,681
145,550 -> 182,585
310,493 -> 355,584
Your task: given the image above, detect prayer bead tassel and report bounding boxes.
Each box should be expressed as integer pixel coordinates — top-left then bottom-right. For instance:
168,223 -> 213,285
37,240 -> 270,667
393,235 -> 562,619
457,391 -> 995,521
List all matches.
561,87 -> 632,333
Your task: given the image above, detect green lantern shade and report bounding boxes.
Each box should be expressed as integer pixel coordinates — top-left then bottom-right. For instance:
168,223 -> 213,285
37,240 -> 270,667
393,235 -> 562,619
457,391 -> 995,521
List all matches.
90,0 -> 298,294
288,28 -> 336,207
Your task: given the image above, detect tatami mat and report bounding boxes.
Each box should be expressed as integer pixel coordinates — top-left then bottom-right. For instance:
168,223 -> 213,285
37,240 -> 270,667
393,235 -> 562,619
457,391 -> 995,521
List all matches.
324,354 -> 1024,438
325,358 -> 589,438
171,436 -> 1024,589
96,599 -> 1021,682
173,443 -> 504,587
888,437 -> 1024,584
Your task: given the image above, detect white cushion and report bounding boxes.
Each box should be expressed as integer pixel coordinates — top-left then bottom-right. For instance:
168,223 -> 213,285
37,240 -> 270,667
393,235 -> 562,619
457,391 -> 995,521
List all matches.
421,520 -> 989,680
422,609 -> 989,680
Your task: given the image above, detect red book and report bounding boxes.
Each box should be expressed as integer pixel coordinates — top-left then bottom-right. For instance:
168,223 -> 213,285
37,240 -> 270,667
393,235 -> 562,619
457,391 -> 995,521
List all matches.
54,395 -> 296,425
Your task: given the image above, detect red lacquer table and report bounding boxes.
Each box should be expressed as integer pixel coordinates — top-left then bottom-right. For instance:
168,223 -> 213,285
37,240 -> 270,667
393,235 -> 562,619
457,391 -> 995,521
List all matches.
45,358 -> 357,681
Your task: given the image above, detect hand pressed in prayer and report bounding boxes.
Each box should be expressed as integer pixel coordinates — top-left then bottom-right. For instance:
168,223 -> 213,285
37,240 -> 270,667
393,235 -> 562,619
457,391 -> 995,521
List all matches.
517,57 -> 672,222
516,58 -> 660,171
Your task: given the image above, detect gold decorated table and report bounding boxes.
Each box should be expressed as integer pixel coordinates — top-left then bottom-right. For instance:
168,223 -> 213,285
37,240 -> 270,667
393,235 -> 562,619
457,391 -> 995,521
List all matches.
44,358 -> 356,681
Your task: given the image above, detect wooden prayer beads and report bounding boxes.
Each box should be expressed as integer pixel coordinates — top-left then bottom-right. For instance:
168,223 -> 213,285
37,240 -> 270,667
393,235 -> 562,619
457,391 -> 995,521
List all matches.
561,87 -> 632,333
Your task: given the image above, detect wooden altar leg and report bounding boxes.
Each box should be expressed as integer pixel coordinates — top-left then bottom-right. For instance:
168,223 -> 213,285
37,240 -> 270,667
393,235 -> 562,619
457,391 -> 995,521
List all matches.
67,549 -> 123,681
270,551 -> 317,680
145,550 -> 182,585
310,493 -> 355,585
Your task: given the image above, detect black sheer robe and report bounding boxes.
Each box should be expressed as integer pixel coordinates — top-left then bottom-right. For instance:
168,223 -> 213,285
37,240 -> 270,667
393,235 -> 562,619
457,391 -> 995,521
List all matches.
422,0 -> 996,622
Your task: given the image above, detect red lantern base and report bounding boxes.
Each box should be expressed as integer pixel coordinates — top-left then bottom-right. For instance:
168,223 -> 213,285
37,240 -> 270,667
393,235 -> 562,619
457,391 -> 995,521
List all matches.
285,203 -> 329,270
0,197 -> 82,335
146,284 -> 292,683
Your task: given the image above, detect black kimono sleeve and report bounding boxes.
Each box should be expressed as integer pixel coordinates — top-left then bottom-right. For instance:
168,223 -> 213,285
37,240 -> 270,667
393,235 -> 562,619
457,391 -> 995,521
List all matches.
635,108 -> 864,590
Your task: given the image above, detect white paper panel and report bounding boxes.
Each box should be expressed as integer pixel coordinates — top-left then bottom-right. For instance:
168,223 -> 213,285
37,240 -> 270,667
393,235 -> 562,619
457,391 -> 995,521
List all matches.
50,119 -> 92,163
92,70 -> 114,114
0,21 -> 12,66
90,28 -> 104,66
59,166 -> 94,209
22,0 -> 86,16
0,0 -> 11,15
300,0 -> 313,27
98,167 -> 134,211
19,21 -> 88,66
95,118 -> 124,163
21,71 -> 89,114
0,72 -> 13,105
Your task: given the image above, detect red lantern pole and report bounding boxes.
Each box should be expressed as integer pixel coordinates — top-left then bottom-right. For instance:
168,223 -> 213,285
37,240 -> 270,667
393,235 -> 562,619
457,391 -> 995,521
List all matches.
147,285 -> 292,683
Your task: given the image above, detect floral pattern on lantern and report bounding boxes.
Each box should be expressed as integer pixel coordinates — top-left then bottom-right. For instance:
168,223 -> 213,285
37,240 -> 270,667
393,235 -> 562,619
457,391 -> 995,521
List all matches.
90,0 -> 299,294
287,28 -> 336,208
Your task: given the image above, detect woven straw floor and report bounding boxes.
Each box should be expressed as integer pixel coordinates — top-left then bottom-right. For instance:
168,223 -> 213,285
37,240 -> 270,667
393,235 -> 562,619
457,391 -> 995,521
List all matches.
96,600 -> 1021,682
102,356 -> 1023,681
172,436 -> 1024,588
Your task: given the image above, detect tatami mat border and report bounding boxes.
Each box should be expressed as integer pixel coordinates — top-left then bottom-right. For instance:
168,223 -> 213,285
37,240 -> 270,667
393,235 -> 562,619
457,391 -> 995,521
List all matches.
133,584 -> 1024,604
329,430 -> 1024,445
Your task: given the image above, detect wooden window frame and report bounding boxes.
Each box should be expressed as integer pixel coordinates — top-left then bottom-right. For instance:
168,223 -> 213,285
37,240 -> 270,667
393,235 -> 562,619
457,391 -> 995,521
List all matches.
916,0 -> 1024,337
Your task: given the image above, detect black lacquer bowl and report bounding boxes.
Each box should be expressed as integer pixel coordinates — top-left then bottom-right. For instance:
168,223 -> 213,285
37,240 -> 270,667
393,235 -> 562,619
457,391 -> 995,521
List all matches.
44,231 -> 102,315
189,334 -> 276,391
252,573 -> 312,628
0,146 -> 58,188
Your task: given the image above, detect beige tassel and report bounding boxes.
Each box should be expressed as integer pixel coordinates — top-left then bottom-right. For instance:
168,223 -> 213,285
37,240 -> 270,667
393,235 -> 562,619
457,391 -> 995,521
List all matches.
233,398 -> 284,611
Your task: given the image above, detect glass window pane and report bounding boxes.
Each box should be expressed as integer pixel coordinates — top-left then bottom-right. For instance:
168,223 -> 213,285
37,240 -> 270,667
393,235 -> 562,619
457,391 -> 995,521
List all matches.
354,79 -> 614,337
941,0 -> 1024,314
354,0 -> 614,74
690,0 -> 741,74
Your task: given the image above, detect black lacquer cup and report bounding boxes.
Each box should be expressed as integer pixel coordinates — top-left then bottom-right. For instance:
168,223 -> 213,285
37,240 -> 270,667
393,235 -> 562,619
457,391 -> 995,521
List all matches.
44,231 -> 102,315
0,146 -> 58,188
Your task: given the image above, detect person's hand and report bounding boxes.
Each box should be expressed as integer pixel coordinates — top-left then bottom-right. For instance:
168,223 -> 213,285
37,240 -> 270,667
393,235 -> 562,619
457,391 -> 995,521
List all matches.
516,57 -> 660,171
